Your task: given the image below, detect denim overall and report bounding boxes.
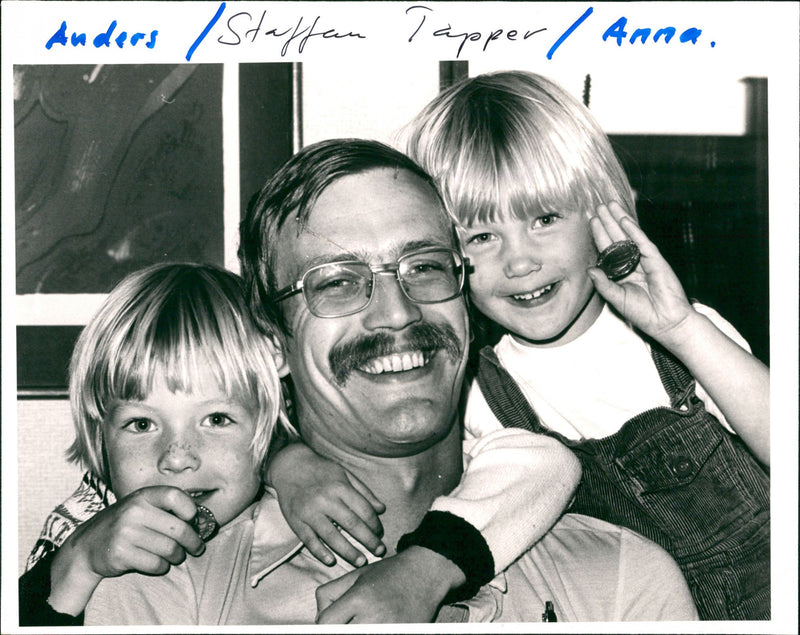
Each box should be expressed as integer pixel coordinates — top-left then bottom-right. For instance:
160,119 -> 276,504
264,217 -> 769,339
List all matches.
476,343 -> 770,620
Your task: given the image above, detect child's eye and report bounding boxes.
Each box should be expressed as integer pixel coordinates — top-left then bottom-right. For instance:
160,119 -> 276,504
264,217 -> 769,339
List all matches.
123,418 -> 156,433
532,214 -> 559,229
466,232 -> 495,246
204,412 -> 234,428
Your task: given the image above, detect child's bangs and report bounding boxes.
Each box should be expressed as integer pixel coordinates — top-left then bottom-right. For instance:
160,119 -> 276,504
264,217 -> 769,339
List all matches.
444,124 -> 594,227
100,302 -> 249,406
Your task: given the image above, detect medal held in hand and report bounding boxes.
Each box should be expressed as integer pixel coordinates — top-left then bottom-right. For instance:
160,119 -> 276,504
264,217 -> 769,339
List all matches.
191,504 -> 218,541
597,240 -> 641,281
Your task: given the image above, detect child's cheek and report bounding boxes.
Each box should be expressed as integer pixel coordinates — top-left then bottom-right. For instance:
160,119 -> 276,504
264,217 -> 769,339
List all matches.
107,449 -> 151,498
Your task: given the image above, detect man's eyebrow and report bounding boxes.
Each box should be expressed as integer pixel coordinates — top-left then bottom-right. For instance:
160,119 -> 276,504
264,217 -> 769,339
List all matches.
402,239 -> 452,253
301,252 -> 361,271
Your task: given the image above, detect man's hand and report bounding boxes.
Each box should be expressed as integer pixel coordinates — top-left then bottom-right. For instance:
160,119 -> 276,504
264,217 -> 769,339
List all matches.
267,443 -> 386,567
589,201 -> 695,349
48,486 -> 204,615
315,546 -> 466,624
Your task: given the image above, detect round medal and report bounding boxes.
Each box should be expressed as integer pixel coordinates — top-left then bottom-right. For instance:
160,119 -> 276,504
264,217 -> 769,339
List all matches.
596,240 -> 641,281
191,504 -> 218,541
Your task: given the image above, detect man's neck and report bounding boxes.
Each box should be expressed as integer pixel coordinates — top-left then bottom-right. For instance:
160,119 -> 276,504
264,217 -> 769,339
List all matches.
306,422 -> 464,553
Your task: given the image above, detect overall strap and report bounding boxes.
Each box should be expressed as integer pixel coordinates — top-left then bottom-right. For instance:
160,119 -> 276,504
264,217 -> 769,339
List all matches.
475,346 -> 543,433
648,341 -> 698,409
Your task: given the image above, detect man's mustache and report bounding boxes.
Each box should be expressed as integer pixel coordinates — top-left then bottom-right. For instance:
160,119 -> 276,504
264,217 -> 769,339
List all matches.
328,322 -> 464,386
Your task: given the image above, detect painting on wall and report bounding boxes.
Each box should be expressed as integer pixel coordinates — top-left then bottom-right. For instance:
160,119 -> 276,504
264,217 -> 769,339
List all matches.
14,63 -> 295,395
15,64 -> 225,294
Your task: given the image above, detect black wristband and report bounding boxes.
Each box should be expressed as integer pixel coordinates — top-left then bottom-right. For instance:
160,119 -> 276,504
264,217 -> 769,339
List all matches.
397,510 -> 495,604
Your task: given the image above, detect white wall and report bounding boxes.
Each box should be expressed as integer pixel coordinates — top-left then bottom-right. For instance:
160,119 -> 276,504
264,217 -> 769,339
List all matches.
16,400 -> 83,574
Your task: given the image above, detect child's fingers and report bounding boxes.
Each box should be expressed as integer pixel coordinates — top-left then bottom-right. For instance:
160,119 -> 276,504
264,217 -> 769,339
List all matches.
617,216 -> 658,258
139,485 -> 197,522
587,266 -> 629,307
589,213 -> 613,252
122,545 -> 173,576
606,201 -> 639,228
596,203 -> 630,241
345,472 -> 386,514
339,488 -> 384,538
128,525 -> 193,567
138,488 -> 206,556
294,521 -> 338,566
308,517 -> 369,567
329,503 -> 386,557
592,201 -> 639,250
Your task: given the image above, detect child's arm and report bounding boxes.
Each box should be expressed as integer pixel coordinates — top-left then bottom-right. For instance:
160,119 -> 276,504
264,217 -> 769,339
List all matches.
266,442 -> 387,567
314,427 -> 581,623
427,427 -> 581,573
589,202 -> 770,464
45,486 -> 204,617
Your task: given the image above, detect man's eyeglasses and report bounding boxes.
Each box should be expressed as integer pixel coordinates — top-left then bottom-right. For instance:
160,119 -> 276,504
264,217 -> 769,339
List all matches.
272,247 -> 468,318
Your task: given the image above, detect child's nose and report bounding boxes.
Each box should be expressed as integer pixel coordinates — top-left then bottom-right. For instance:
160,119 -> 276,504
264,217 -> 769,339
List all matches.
503,245 -> 542,278
157,439 -> 201,474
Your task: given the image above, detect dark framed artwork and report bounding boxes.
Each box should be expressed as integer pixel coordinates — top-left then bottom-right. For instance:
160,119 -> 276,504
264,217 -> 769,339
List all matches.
15,63 -> 295,397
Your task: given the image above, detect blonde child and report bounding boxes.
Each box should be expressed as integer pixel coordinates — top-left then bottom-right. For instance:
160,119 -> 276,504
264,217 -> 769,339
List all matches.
19,263 -> 294,625
402,70 -> 770,620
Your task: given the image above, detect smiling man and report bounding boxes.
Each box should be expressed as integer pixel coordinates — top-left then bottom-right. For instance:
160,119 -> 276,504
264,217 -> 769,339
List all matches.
25,140 -> 698,625
227,139 -> 697,623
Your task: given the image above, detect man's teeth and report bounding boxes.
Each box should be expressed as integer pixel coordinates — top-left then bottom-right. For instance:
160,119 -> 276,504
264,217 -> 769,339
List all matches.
513,283 -> 554,301
360,351 -> 428,375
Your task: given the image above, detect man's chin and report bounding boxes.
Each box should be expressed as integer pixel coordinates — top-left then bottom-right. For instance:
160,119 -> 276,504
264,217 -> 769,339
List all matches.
361,406 -> 459,456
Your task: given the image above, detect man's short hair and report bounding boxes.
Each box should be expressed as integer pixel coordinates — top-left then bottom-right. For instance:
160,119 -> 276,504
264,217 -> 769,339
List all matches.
239,138 -> 450,335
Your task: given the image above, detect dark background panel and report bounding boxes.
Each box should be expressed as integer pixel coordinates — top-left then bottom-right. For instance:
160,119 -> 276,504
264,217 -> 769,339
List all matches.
16,63 -> 296,397
16,326 -> 83,398
239,63 -> 295,213
611,132 -> 768,365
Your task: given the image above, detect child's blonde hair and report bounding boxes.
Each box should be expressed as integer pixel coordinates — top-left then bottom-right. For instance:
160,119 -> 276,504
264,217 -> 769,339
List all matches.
68,263 -> 295,484
402,70 -> 636,226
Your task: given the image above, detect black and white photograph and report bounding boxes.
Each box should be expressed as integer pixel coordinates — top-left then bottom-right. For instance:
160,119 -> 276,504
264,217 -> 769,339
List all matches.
2,2 -> 797,632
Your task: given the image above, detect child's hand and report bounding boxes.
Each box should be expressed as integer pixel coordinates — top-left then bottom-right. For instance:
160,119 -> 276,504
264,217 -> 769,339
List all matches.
315,547 -> 464,623
589,202 -> 694,348
48,486 -> 205,615
267,443 -> 386,567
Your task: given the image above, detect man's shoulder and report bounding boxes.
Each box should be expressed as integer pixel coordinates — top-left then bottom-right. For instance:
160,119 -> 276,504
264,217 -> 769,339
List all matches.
503,513 -> 697,622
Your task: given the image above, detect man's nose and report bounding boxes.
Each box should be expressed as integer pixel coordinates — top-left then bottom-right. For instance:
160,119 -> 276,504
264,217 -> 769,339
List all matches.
361,272 -> 423,331
503,237 -> 542,278
157,434 -> 201,474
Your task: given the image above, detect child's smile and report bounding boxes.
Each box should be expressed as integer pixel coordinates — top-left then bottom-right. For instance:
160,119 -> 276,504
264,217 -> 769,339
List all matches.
508,281 -> 557,304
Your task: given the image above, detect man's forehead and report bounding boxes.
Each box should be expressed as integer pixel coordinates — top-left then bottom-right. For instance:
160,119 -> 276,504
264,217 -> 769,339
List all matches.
285,171 -> 452,255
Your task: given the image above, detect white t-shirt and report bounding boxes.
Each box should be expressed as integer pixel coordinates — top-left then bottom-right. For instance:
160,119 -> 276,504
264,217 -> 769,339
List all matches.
465,303 -> 749,442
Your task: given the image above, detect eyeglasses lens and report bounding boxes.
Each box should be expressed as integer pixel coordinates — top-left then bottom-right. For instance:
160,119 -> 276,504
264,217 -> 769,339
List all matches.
304,262 -> 372,317
398,250 -> 462,301
302,249 -> 463,318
